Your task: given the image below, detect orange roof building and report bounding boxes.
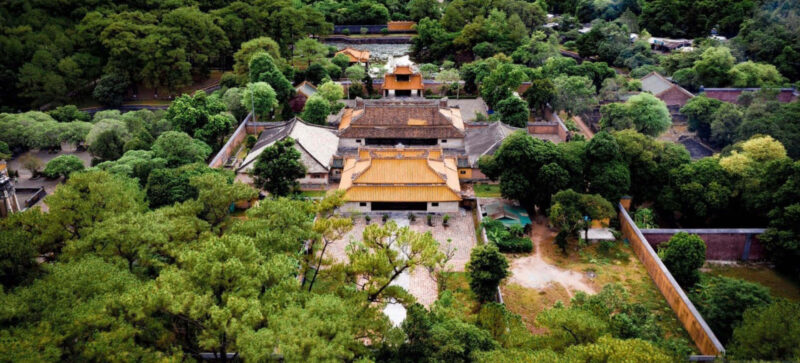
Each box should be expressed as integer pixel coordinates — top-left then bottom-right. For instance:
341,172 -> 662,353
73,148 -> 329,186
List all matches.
335,47 -> 370,64
339,147 -> 461,212
383,65 -> 424,97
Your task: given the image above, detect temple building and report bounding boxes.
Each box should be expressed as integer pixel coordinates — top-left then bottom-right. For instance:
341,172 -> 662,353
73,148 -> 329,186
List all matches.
383,64 -> 424,97
238,118 -> 339,186
335,47 -> 370,67
337,98 -> 464,149
338,148 -> 462,212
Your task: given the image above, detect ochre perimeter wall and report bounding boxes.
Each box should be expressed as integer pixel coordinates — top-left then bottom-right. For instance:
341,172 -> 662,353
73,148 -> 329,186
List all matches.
619,204 -> 725,357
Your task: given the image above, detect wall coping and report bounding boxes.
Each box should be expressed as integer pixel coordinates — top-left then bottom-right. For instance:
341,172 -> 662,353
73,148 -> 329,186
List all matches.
208,113 -> 252,168
619,204 -> 726,356
641,228 -> 765,234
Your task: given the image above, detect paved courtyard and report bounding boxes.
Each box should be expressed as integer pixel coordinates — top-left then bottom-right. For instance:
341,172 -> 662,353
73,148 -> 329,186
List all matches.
327,210 -> 478,307
449,98 -> 488,122
6,145 -> 92,211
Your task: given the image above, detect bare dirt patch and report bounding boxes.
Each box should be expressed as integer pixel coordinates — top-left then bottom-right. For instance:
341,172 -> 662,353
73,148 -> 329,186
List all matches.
507,222 -> 595,296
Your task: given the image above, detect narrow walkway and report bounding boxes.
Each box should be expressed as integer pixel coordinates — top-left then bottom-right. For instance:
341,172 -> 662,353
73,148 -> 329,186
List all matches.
572,115 -> 595,139
507,222 -> 594,297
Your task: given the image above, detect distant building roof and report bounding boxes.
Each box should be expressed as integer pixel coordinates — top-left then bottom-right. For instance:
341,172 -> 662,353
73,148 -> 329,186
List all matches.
338,98 -> 465,140
336,47 -> 370,63
339,148 -> 461,202
239,118 -> 339,173
482,200 -> 532,227
387,21 -> 416,31
294,81 -> 317,99
640,72 -> 694,106
465,122 -> 522,166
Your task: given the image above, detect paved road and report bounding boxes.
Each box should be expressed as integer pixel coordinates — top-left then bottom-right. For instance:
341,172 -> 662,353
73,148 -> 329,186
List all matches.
572,115 -> 595,139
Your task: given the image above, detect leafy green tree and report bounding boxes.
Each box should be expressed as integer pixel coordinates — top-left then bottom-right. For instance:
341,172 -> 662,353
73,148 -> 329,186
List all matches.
145,163 -> 225,208
613,130 -> 690,204
241,82 -> 278,120
89,129 -> 126,161
42,155 -> 84,180
584,131 -> 630,202
0,257 -> 175,362
495,96 -> 529,127
564,336 -> 673,362
0,226 -> 38,287
345,65 -> 366,81
347,220 -> 444,302
552,75 -> 597,116
760,159 -> 800,278
435,68 -> 461,98
709,102 -> 743,147
479,131 -> 570,209
45,170 -> 147,241
549,189 -> 615,241
251,138 -> 306,196
316,81 -> 344,105
301,95 -> 331,125
222,87 -> 247,121
691,276 -> 771,344
407,0 -> 441,21
194,113 -> 234,150
467,243 -> 509,302
481,63 -> 528,110
151,131 -> 212,167
189,173 -> 257,225
680,95 -> 723,141
48,105 -> 90,123
729,300 -> 800,361
332,53 -> 351,73
152,234 -> 298,360
660,157 -> 733,223
657,232 -> 706,287
694,47 -> 735,87
165,91 -> 227,137
729,61 -> 787,87
233,37 -> 283,81
600,93 -> 671,137
95,150 -> 167,186
294,38 -> 328,67
523,79 -> 556,117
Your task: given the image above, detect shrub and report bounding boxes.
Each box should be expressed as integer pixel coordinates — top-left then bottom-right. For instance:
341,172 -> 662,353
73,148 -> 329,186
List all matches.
360,27 -> 368,35
467,243 -> 509,302
245,135 -> 257,149
426,214 -> 433,226
482,218 -> 533,253
381,28 -> 389,35
443,214 -> 450,226
342,28 -> 350,36
658,232 -> 706,287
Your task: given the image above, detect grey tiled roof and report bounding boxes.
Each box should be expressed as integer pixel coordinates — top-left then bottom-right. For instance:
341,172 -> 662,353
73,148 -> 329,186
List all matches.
464,122 -> 522,166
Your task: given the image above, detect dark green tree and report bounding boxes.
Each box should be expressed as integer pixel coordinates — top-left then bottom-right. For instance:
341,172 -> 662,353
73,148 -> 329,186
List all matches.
657,232 -> 706,287
251,138 -> 306,196
467,243 -> 509,302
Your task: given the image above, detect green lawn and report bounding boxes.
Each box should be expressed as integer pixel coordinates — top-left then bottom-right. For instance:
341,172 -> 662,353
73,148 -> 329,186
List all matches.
705,263 -> 800,301
474,183 -> 501,197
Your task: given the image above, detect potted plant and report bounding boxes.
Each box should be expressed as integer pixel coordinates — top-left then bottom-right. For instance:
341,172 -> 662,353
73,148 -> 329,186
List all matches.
426,214 -> 433,226
365,215 -> 371,224
382,214 -> 389,223
443,214 -> 450,227
408,212 -> 416,222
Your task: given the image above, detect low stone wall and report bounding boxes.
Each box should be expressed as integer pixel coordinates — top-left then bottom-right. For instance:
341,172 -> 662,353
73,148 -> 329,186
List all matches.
619,205 -> 724,357
208,114 -> 252,169
641,229 -> 765,261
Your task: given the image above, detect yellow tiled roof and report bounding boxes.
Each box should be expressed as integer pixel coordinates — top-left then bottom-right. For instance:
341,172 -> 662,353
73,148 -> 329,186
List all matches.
345,185 -> 460,202
339,148 -> 462,203
336,47 -> 370,62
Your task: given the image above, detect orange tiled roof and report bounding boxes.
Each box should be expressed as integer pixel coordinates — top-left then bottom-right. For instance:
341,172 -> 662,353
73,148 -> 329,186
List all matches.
339,148 -> 461,202
387,21 -> 416,31
336,47 -> 370,63
383,73 -> 424,90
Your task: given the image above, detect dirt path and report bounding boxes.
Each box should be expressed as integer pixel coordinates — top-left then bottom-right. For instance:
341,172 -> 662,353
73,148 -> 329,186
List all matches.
572,115 -> 595,139
507,222 -> 595,297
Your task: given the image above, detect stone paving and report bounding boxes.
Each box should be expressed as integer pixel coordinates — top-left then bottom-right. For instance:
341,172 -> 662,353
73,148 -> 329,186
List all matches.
327,210 -> 478,306
7,145 -> 92,211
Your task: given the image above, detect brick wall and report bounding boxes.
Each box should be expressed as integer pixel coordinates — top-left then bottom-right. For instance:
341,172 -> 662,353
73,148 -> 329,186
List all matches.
619,205 -> 725,357
641,229 -> 765,261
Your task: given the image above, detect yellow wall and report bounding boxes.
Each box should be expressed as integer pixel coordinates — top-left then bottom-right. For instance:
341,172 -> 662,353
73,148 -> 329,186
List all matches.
458,168 -> 472,179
